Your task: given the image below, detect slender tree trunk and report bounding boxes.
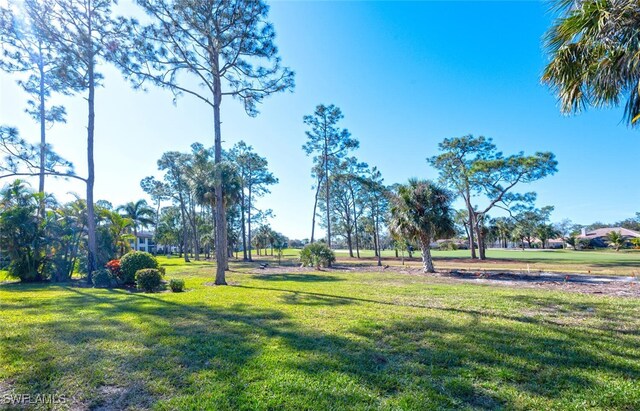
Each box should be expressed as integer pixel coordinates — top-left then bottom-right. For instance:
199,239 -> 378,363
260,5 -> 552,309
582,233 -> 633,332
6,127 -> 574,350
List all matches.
373,227 -> 379,257
346,229 -> 353,257
247,185 -> 253,261
465,197 -> 477,259
375,209 -> 382,267
241,189 -> 247,260
133,226 -> 138,251
213,73 -> 227,285
475,216 -> 487,260
310,175 -> 322,243
179,204 -> 190,262
349,185 -> 360,258
420,237 -> 435,273
86,46 -> 97,282
354,216 -> 360,258
37,52 -> 46,216
324,129 -> 331,248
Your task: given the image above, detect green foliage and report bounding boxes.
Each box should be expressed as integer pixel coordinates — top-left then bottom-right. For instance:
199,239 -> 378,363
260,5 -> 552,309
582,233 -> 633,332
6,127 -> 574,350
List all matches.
135,268 -> 162,293
299,243 -> 336,268
0,181 -> 46,282
120,251 -> 158,285
438,241 -> 458,251
390,179 -> 455,246
543,0 -> 640,126
607,231 -> 626,251
92,269 -> 114,288
169,278 -> 185,292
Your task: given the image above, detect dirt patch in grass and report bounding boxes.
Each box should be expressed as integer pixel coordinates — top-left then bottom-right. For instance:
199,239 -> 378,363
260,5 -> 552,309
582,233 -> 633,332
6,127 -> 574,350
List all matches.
248,264 -> 640,298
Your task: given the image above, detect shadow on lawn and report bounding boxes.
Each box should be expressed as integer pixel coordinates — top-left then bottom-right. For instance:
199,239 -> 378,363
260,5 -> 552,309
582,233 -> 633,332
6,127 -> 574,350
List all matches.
250,273 -> 344,283
1,285 -> 639,409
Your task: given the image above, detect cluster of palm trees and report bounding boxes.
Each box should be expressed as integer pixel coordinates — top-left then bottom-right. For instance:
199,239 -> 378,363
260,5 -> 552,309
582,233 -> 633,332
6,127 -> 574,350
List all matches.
0,179 -> 157,282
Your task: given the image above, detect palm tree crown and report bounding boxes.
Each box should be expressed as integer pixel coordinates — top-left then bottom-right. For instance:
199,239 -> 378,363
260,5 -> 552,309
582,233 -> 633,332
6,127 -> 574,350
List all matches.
117,200 -> 155,239
543,0 -> 640,126
390,179 -> 455,273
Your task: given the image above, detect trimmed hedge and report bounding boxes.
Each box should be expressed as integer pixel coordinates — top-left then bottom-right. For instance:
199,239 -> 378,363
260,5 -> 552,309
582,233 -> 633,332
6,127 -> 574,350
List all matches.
169,278 -> 185,292
92,269 -> 114,288
135,268 -> 162,292
120,251 -> 158,284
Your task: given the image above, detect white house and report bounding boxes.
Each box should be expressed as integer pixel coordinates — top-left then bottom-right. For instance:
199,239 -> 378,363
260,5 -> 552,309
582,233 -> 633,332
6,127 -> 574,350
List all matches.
130,231 -> 156,253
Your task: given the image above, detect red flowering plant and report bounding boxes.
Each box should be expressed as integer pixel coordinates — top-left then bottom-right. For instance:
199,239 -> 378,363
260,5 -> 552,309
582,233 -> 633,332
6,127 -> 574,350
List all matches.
105,259 -> 122,283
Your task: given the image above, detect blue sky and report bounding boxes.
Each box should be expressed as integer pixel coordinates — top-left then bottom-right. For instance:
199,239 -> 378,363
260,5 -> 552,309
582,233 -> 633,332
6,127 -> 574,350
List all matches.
1,0 -> 639,239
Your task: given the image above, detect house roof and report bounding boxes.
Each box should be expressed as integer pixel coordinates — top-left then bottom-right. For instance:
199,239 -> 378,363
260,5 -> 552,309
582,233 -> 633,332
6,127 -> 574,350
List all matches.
136,231 -> 154,238
579,227 -> 640,239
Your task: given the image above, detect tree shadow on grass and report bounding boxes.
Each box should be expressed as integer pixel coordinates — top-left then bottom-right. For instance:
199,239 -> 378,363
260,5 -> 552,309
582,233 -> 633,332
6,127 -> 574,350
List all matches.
250,273 -> 344,283
1,285 -> 639,409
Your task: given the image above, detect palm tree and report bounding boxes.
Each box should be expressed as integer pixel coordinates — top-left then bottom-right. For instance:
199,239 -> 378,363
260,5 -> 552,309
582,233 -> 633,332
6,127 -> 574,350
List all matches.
106,212 -> 135,257
607,230 -> 626,252
117,200 -> 155,246
542,0 -> 640,126
390,179 -> 455,273
536,224 -> 561,249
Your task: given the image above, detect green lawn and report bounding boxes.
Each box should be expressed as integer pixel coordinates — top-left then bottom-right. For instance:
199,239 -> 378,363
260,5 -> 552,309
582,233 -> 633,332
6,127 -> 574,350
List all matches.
320,248 -> 640,275
1,258 -> 640,410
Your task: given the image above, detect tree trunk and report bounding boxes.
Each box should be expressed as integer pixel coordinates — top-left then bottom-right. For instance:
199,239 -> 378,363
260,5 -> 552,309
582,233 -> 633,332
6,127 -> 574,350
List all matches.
420,238 -> 435,273
310,174 -> 322,243
324,140 -> 331,248
179,204 -> 190,262
475,218 -> 486,260
37,52 -> 46,216
86,48 -> 97,282
375,210 -> 382,267
247,185 -> 253,261
241,189 -> 247,260
213,76 -> 227,285
351,186 -> 361,258
373,228 -> 379,257
466,201 -> 477,259
346,230 -> 353,257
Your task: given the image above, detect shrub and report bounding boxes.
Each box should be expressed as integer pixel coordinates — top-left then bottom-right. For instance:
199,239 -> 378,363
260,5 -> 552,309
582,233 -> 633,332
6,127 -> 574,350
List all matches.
438,241 -> 458,251
92,269 -> 114,288
105,259 -> 122,282
158,266 -> 166,276
299,243 -> 336,268
169,278 -> 185,292
120,251 -> 158,284
135,269 -> 162,292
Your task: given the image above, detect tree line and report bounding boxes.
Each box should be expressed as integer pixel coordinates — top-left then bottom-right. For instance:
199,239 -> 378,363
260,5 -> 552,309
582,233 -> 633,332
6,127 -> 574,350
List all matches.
2,0 -> 638,280
0,0 -> 293,285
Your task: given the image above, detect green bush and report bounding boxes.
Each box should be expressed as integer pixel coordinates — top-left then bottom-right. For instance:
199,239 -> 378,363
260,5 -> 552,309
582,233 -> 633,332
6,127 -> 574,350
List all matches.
92,269 -> 114,288
120,251 -> 158,284
299,243 -> 336,268
438,241 -> 458,251
135,269 -> 162,292
169,278 -> 185,292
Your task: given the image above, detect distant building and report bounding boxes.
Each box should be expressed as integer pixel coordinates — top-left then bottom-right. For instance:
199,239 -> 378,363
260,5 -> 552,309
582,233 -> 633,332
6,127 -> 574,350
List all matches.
578,227 -> 640,248
129,231 -> 156,253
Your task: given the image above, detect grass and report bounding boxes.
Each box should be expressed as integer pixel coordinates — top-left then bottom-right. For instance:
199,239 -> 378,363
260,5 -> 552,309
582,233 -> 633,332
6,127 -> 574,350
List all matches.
278,248 -> 640,275
1,257 -> 640,410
